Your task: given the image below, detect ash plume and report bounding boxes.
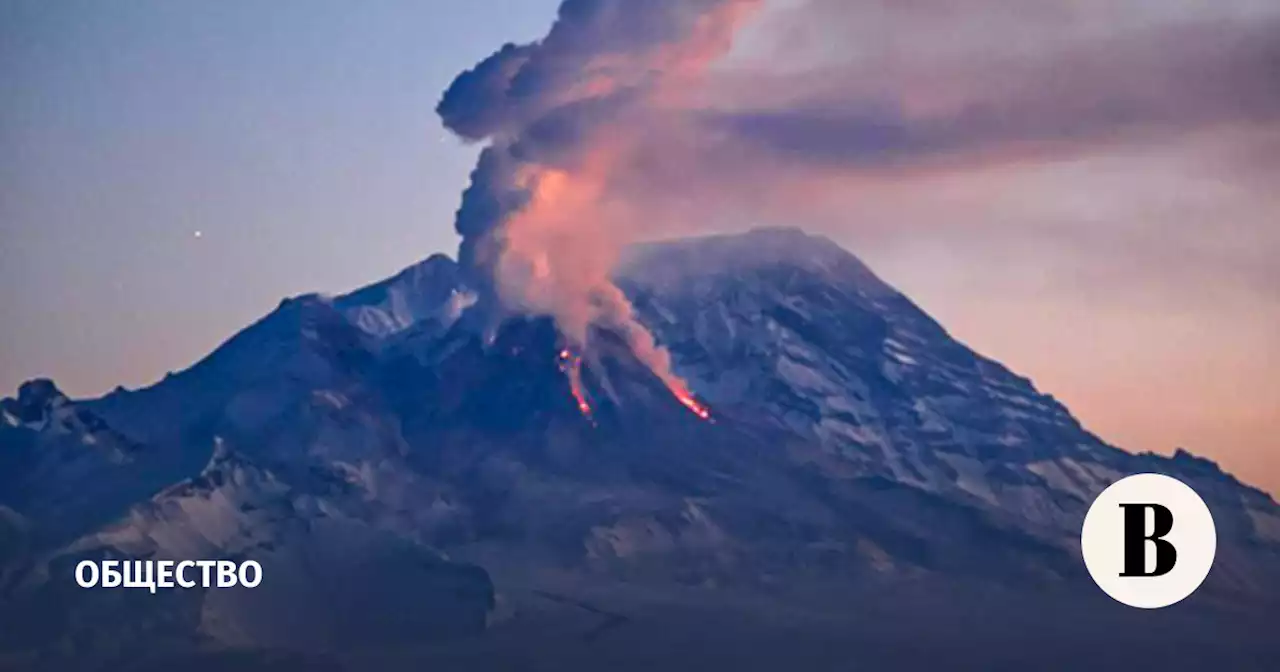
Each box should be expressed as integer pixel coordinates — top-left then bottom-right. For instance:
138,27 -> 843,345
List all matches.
437,0 -> 760,392
435,0 -> 1280,425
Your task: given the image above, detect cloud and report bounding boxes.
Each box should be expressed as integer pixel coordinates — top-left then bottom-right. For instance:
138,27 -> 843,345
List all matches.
436,0 -> 1280,416
701,16 -> 1280,172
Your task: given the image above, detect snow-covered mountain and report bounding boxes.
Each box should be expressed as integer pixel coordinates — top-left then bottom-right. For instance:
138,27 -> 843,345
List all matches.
2,228 -> 1278,670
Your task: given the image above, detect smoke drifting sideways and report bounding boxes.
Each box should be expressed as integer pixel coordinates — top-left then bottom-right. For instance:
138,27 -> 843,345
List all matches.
435,0 -> 1280,421
437,0 -> 759,408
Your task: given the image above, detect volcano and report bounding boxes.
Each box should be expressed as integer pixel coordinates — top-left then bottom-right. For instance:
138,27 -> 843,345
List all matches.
2,228 -> 1278,671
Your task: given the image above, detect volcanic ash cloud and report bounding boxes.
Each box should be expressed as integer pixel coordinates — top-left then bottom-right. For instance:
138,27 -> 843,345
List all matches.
436,0 -> 758,412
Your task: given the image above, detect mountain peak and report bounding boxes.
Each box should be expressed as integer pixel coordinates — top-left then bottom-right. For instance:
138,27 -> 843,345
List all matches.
2,378 -> 70,427
6,229 -> 1280,668
618,227 -> 892,296
339,253 -> 458,305
335,253 -> 465,337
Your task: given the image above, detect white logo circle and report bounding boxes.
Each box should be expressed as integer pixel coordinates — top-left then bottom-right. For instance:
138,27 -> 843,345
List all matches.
1080,473 -> 1216,609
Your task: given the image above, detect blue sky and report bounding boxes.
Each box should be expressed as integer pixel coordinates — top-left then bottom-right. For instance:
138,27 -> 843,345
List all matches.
1,0 -> 557,393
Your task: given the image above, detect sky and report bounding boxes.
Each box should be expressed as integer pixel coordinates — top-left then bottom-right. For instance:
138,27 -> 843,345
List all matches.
2,1 -> 1276,494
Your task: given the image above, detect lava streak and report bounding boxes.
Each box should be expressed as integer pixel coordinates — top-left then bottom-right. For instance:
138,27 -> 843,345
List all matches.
558,349 -> 594,418
556,348 -> 710,422
673,388 -> 712,421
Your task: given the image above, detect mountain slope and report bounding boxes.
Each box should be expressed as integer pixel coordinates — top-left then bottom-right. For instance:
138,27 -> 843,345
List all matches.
2,228 -> 1277,670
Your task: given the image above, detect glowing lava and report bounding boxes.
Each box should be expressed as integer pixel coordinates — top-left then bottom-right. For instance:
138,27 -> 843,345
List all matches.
673,389 -> 712,421
557,348 -> 710,422
568,367 -> 593,416
558,349 -> 594,418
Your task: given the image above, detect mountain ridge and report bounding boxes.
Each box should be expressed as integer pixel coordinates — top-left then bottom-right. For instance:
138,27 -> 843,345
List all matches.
2,227 -> 1278,669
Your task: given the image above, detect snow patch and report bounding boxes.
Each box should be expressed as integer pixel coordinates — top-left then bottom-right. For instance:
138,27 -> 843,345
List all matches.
1027,460 -> 1090,501
938,454 -> 999,505
312,390 -> 349,410
912,400 -> 950,434
444,289 -> 479,325
814,412 -> 890,454
1247,509 -> 1280,543
776,354 -> 839,395
888,350 -> 918,365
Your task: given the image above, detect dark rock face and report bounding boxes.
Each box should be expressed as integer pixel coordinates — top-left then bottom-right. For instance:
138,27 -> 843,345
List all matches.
2,229 -> 1277,670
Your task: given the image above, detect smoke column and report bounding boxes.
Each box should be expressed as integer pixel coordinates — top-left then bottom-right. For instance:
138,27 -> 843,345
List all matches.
436,0 -> 759,399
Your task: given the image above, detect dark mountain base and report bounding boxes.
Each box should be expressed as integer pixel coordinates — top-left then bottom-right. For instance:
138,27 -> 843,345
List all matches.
92,575 -> 1280,672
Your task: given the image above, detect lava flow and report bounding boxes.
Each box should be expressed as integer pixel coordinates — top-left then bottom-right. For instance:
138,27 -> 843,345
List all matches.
556,348 -> 711,422
558,349 -> 594,418
673,388 -> 712,421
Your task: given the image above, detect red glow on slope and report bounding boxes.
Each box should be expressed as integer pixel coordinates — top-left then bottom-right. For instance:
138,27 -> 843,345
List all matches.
557,350 -> 594,418
557,348 -> 710,422
569,368 -> 593,416
672,387 -> 712,421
